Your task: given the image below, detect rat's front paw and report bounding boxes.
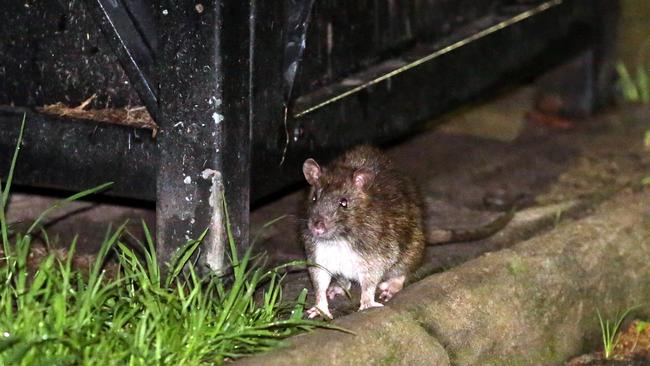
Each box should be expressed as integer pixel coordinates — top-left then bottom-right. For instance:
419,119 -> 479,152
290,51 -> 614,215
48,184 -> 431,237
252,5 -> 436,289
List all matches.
306,306 -> 332,319
358,301 -> 384,311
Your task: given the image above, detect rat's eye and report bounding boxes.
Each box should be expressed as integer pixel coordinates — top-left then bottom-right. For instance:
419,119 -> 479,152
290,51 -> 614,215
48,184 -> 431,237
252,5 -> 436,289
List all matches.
339,197 -> 348,208
311,194 -> 317,202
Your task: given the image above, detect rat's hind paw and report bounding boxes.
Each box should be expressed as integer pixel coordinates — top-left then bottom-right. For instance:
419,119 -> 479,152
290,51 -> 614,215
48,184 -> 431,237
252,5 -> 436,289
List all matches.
378,288 -> 395,302
358,301 -> 383,311
378,276 -> 405,302
306,306 -> 332,319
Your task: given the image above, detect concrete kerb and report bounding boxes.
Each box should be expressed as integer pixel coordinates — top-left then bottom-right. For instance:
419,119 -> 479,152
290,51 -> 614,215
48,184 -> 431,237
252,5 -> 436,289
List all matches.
237,308 -> 450,366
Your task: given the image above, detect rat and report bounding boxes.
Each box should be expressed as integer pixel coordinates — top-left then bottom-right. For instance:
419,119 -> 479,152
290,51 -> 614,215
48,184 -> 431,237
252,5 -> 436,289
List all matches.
302,145 -> 514,318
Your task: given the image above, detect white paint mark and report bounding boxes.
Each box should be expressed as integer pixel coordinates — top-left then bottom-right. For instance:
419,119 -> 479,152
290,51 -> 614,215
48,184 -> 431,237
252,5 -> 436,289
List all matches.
212,112 -> 224,124
201,168 -> 218,181
183,176 -> 192,184
201,169 -> 225,274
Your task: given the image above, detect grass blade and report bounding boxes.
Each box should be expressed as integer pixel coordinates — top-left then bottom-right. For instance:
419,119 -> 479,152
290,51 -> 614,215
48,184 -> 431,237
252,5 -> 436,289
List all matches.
2,113 -> 26,211
26,182 -> 113,235
0,180 -> 9,253
617,62 -> 639,102
636,64 -> 649,103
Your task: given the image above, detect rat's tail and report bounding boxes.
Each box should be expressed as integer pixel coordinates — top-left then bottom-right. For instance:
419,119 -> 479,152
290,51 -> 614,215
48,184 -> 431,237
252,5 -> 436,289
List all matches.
425,206 -> 516,245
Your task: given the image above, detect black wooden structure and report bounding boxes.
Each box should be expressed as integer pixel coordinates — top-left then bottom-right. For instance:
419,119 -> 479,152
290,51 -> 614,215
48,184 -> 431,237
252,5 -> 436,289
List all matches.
0,0 -> 619,272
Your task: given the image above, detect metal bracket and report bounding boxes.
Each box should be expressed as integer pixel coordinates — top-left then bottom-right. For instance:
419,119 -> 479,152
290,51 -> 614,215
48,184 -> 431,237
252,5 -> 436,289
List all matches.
89,0 -> 158,122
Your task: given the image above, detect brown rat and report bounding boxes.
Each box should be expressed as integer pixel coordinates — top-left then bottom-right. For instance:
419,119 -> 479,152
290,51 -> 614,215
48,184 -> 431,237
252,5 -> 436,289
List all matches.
302,145 -> 514,318
302,145 -> 425,318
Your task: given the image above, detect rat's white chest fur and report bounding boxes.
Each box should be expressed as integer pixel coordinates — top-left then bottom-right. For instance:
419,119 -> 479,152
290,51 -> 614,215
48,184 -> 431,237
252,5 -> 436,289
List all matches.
313,239 -> 362,281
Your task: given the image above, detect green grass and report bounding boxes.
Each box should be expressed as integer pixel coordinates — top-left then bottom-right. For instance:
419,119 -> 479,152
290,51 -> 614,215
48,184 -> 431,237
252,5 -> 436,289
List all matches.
617,30 -> 650,104
617,62 -> 650,104
597,306 -> 637,359
641,130 -> 650,184
617,34 -> 650,184
0,115 -> 327,365
631,320 -> 649,353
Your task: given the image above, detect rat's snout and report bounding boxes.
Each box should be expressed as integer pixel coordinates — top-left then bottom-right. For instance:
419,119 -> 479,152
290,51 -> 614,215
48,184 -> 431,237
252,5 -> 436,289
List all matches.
308,216 -> 329,237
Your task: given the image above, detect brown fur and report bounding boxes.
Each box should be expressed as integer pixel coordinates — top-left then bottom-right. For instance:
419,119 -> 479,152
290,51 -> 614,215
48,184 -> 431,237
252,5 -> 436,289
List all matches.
302,145 -> 424,318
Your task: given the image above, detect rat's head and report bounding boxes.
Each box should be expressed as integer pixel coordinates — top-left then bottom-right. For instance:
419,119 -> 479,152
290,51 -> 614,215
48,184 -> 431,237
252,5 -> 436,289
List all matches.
302,158 -> 375,239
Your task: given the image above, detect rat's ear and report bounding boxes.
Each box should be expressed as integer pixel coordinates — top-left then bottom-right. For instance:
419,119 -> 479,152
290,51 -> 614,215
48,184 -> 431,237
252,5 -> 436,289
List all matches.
303,158 -> 322,186
353,168 -> 375,189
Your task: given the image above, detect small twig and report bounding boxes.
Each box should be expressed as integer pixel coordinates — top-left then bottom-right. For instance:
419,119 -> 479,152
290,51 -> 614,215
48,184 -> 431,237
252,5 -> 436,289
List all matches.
76,94 -> 97,111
